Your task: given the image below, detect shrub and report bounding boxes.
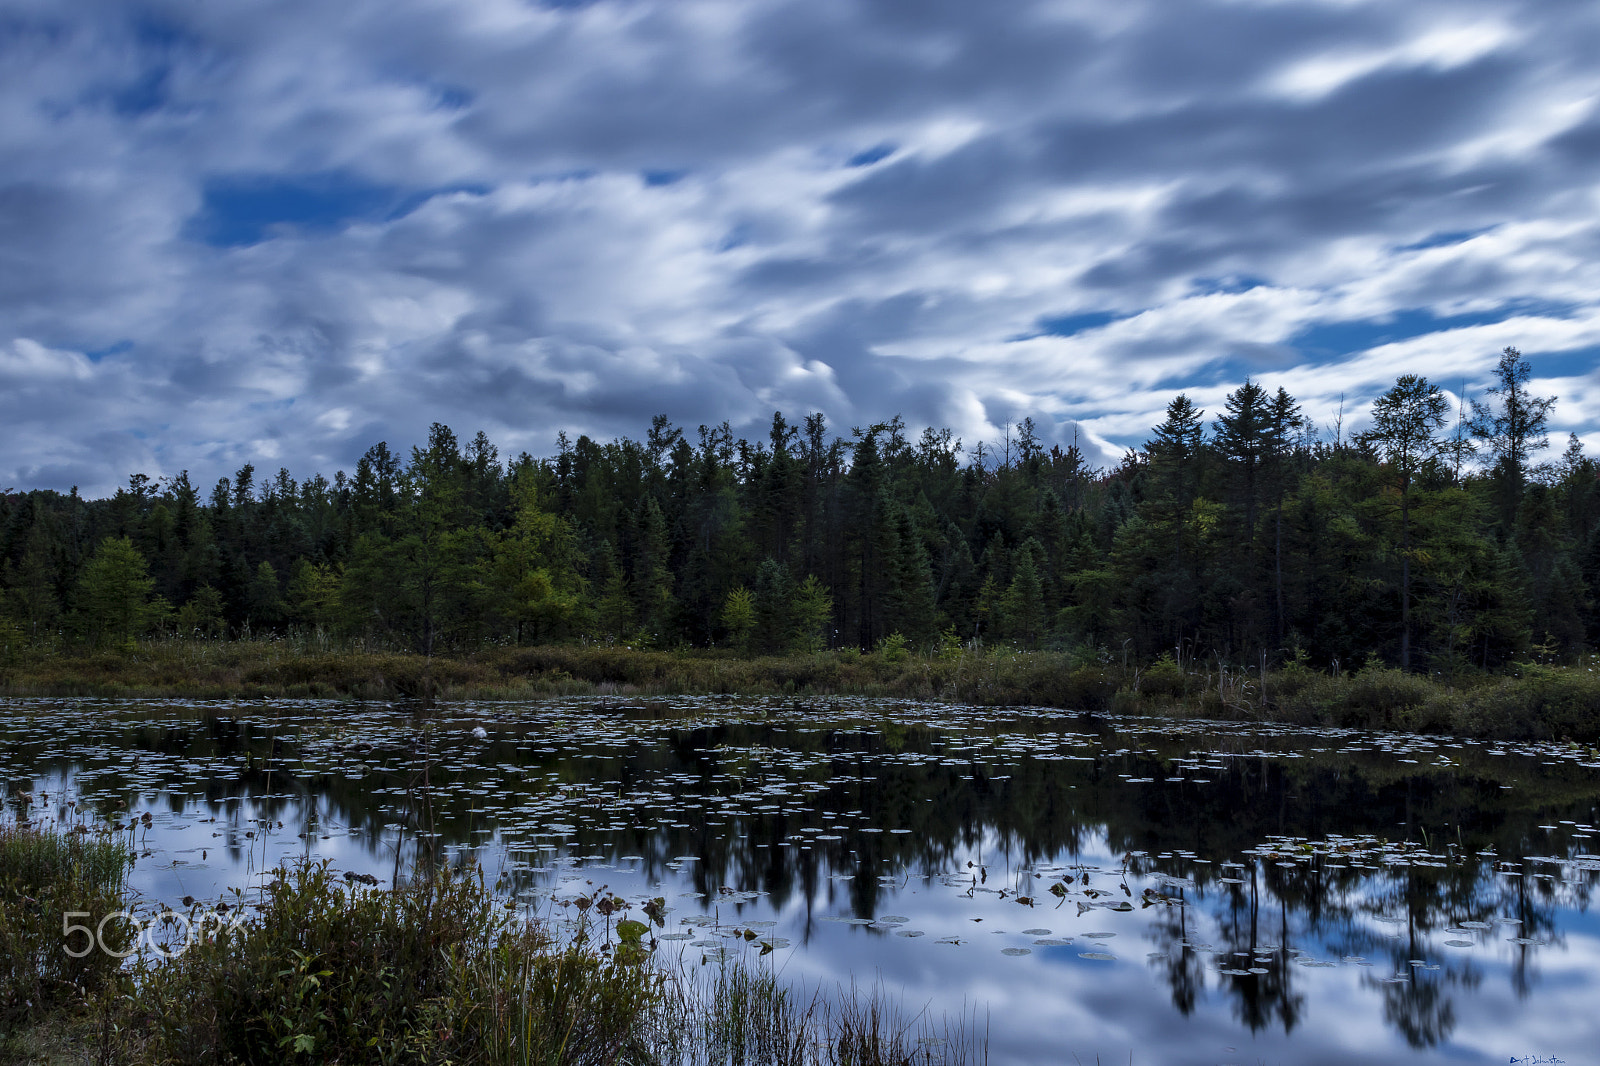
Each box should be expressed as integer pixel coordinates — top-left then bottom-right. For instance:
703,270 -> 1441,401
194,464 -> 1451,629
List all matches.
117,860 -> 670,1066
0,824 -> 130,1033
1138,654 -> 1189,700
123,861 -> 503,1064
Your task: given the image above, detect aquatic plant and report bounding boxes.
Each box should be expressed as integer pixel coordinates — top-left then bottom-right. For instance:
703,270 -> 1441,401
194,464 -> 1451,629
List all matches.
0,822 -> 131,1044
100,856 -> 985,1066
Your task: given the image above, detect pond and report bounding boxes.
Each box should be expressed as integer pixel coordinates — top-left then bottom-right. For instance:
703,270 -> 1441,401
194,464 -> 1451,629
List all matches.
4,696 -> 1599,1065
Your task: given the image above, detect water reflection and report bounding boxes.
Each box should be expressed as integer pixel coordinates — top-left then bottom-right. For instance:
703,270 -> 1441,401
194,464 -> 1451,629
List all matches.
3,697 -> 1598,1064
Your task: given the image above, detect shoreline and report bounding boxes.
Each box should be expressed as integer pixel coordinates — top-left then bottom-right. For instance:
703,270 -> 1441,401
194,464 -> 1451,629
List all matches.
4,640 -> 1599,743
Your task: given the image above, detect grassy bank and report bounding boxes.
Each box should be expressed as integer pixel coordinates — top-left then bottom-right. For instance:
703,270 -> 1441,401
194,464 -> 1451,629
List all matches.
1,825 -> 130,1061
1,827 -> 982,1066
4,638 -> 1600,742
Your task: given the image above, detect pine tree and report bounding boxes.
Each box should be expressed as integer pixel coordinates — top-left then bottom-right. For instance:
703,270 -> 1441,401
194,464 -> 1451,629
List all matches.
632,496 -> 676,641
286,560 -> 340,631
1358,375 -> 1450,671
175,585 -> 227,639
751,558 -> 794,654
247,561 -> 283,630
1213,379 -> 1272,545
1470,347 -> 1556,531
999,538 -> 1048,646
882,504 -> 937,645
1264,387 -> 1306,649
721,586 -> 755,652
593,543 -> 634,641
789,574 -> 834,653
76,537 -> 163,649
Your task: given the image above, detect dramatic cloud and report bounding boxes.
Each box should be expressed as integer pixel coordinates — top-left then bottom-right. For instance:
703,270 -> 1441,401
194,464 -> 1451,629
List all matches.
4,0 -> 1600,492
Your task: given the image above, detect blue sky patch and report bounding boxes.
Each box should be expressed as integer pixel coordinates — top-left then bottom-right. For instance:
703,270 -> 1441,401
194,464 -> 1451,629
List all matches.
643,169 -> 686,186
847,143 -> 896,167
188,173 -> 482,247
1188,275 -> 1269,296
1395,227 -> 1496,252
109,61 -> 171,116
1290,302 -> 1577,362
1034,310 -> 1129,338
85,340 -> 133,363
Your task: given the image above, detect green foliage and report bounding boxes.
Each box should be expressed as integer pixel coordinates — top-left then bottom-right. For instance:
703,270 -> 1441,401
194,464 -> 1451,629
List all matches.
109,860 -> 672,1066
0,825 -> 130,1032
175,584 -> 227,639
750,558 -> 793,655
721,587 -> 755,652
285,562 -> 339,631
789,575 -> 834,654
246,561 -> 282,630
1471,346 -> 1557,528
72,850 -> 985,1066
1138,653 -> 1189,700
75,536 -> 164,649
875,631 -> 911,664
997,538 -> 1047,646
122,860 -> 494,1064
1,355 -> 1593,698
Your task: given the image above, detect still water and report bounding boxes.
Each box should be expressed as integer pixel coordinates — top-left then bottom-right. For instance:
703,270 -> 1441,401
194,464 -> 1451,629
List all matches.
4,696 -> 1599,1065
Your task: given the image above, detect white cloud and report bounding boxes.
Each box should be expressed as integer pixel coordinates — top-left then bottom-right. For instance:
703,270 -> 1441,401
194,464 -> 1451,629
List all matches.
3,0 -> 1600,492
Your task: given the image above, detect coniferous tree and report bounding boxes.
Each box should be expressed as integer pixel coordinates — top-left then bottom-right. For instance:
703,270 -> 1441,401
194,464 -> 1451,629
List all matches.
1358,375 -> 1450,671
246,561 -> 283,631
750,558 -> 794,655
286,560 -> 340,632
721,586 -> 754,652
1471,347 -> 1556,532
999,537 -> 1048,646
2,367 -> 1588,673
76,536 -> 163,649
1214,379 -> 1272,546
882,504 -> 937,646
789,574 -> 834,653
175,585 -> 226,639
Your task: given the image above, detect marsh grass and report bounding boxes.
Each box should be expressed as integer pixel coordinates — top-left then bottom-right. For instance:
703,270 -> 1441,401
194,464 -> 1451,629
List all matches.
10,637 -> 1597,741
465,926 -> 662,1066
659,960 -> 986,1066
92,858 -> 984,1066
0,823 -> 130,1051
116,860 -> 519,1065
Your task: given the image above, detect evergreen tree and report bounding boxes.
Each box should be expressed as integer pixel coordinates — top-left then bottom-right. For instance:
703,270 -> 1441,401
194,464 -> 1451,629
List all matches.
175,585 -> 226,640
882,503 -> 937,645
286,560 -> 341,631
999,537 -> 1048,646
592,543 -> 634,641
632,496 -> 676,641
1214,379 -> 1272,545
247,561 -> 283,630
1358,375 -> 1450,671
489,471 -> 585,644
3,517 -> 61,641
1471,347 -> 1556,531
789,574 -> 834,653
750,558 -> 794,655
721,586 -> 755,652
76,536 -> 163,649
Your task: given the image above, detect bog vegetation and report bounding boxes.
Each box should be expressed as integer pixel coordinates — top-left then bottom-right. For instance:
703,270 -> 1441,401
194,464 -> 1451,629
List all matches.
3,348 -> 1598,718
1,828 -> 981,1066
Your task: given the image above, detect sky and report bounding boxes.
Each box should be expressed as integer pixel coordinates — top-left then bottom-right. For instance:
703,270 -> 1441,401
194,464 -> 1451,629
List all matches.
5,0 -> 1600,496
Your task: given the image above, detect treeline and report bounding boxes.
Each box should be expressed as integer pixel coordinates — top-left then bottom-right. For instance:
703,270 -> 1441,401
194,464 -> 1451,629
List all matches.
3,348 -> 1598,674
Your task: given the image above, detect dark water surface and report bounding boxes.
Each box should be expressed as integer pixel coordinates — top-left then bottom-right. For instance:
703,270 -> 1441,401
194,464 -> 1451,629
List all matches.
4,696 -> 1599,1065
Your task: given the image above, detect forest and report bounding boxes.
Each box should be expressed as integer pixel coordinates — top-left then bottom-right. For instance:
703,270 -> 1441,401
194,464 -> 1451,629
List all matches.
2,347 -> 1597,679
